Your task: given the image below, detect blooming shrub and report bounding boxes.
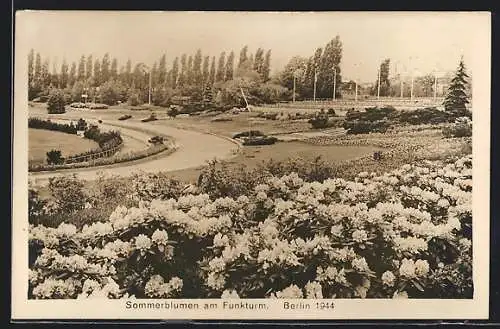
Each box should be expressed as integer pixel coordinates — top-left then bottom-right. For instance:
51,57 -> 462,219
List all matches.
29,155 -> 472,299
442,117 -> 472,138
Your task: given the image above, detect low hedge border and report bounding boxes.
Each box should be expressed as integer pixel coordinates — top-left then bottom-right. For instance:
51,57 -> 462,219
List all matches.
28,140 -> 175,173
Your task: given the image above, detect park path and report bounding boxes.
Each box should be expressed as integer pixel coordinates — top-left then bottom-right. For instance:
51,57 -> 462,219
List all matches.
28,116 -> 240,184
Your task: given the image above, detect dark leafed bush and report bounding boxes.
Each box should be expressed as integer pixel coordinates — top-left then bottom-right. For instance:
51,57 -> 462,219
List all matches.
257,112 -> 279,120
148,136 -> 164,145
242,136 -> 278,146
327,108 -> 337,116
232,130 -> 265,139
48,175 -> 87,213
442,118 -> 472,138
308,109 -> 334,129
46,149 -> 64,165
343,120 -> 390,134
118,114 -> 132,121
399,107 -> 451,125
142,113 -> 158,122
28,118 -> 78,134
47,90 -> 66,114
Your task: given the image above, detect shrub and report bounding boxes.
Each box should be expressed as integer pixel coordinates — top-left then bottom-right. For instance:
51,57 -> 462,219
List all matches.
342,107 -> 396,134
76,118 -> 88,131
211,117 -> 233,122
148,136 -> 164,145
343,120 -> 390,134
442,117 -> 472,138
118,115 -> 132,121
28,155 -> 472,299
47,90 -> 66,114
167,107 -> 179,118
28,118 -> 78,134
46,150 -> 64,165
232,130 -> 264,139
399,107 -> 451,125
327,108 -> 336,116
47,175 -> 87,213
142,113 -> 157,122
242,136 -> 278,146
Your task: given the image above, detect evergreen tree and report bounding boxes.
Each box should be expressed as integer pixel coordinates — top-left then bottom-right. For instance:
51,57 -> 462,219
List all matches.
171,57 -> 179,89
77,55 -> 86,82
443,58 -> 470,117
202,55 -> 210,86
151,62 -> 158,88
225,51 -> 235,81
262,50 -> 272,82
216,52 -> 226,82
86,55 -> 93,80
47,89 -> 66,114
110,58 -> 118,80
253,48 -> 264,74
209,56 -> 216,86
41,59 -> 50,89
125,59 -> 132,85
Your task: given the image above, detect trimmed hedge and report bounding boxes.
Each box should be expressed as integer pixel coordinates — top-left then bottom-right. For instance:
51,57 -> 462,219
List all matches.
232,130 -> 265,139
242,136 -> 278,146
28,117 -> 78,134
398,107 -> 451,125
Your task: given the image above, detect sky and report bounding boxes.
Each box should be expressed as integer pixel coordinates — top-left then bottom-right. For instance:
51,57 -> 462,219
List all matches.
16,11 -> 487,83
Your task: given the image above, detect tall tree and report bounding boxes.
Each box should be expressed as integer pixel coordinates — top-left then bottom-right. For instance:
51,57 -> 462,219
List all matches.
216,52 -> 226,82
34,52 -> 42,88
317,36 -> 343,98
51,60 -> 59,88
60,60 -> 69,88
304,47 -> 323,97
158,54 -> 167,85
186,55 -> 193,85
151,62 -> 158,88
41,59 -> 50,89
202,55 -> 210,86
238,45 -> 248,68
124,59 -> 132,85
93,59 -> 101,86
225,51 -> 235,81
68,62 -> 77,87
178,54 -> 187,88
86,55 -> 93,80
443,58 -> 470,117
279,56 -> 308,97
209,56 -> 216,86
28,49 -> 34,87
171,57 -> 179,89
101,53 -> 111,83
262,50 -> 272,82
110,58 -> 118,80
253,48 -> 265,75
192,49 -> 203,86
77,55 -> 86,82
372,58 -> 390,97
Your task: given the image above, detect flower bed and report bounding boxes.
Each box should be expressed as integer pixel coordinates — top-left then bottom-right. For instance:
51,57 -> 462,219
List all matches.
28,155 -> 472,299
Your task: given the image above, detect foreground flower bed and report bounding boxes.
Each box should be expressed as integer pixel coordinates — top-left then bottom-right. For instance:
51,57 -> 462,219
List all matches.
28,155 -> 472,299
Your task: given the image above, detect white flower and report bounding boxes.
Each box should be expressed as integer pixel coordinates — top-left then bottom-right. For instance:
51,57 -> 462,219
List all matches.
330,224 -> 343,236
206,272 -> 226,291
381,271 -> 396,287
271,284 -> 304,299
304,281 -> 323,299
414,259 -> 430,277
221,289 -> 240,299
393,290 -> 409,299
213,233 -> 229,248
437,198 -> 450,208
399,258 -> 416,278
208,257 -> 226,272
352,257 -> 370,272
135,234 -> 152,250
56,223 -> 77,238
352,229 -> 368,243
151,229 -> 169,245
256,191 -> 268,202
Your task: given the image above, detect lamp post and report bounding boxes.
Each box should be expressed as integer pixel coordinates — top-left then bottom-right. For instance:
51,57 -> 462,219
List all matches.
313,67 -> 317,102
377,66 -> 381,100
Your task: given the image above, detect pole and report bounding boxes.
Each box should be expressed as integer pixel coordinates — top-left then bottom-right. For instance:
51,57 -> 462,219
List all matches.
148,71 -> 152,106
400,75 -> 404,98
377,67 -> 381,100
355,80 -> 358,102
410,74 -> 414,102
313,68 -> 317,102
333,67 -> 337,101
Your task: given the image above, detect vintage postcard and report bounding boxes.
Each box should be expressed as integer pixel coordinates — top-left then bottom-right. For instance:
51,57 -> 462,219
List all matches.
12,11 -> 490,320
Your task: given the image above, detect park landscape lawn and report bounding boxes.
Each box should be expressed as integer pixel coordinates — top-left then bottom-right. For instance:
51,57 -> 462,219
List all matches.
29,128 -> 99,163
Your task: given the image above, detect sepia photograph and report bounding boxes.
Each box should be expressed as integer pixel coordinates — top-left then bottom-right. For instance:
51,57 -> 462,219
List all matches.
12,11 -> 490,320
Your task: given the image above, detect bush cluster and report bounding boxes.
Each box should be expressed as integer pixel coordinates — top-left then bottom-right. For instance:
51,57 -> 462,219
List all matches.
242,136 -> 278,146
232,131 -> 265,139
29,118 -> 78,134
442,117 -> 472,138
343,107 -> 397,134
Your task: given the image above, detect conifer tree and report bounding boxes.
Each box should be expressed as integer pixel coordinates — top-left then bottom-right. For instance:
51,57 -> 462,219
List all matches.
225,51 -> 235,81
262,50 -> 272,82
171,57 -> 179,89
158,54 -> 167,85
202,55 -> 210,86
216,52 -> 226,82
209,56 -> 216,86
86,55 -> 93,80
77,55 -> 86,81
443,58 -> 471,118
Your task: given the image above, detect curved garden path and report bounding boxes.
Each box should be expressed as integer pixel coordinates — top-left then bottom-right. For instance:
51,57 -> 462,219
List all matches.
28,114 -> 240,183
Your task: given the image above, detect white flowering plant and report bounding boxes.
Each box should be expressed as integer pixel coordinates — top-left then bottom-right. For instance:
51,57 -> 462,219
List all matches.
29,155 -> 472,299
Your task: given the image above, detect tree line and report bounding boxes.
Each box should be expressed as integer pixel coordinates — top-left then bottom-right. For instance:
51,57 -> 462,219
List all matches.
28,46 -> 273,108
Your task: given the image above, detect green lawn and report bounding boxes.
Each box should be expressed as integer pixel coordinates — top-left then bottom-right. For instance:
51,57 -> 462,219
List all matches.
29,129 -> 99,163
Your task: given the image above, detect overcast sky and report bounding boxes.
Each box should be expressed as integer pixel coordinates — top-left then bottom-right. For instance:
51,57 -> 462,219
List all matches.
17,11 -> 487,82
